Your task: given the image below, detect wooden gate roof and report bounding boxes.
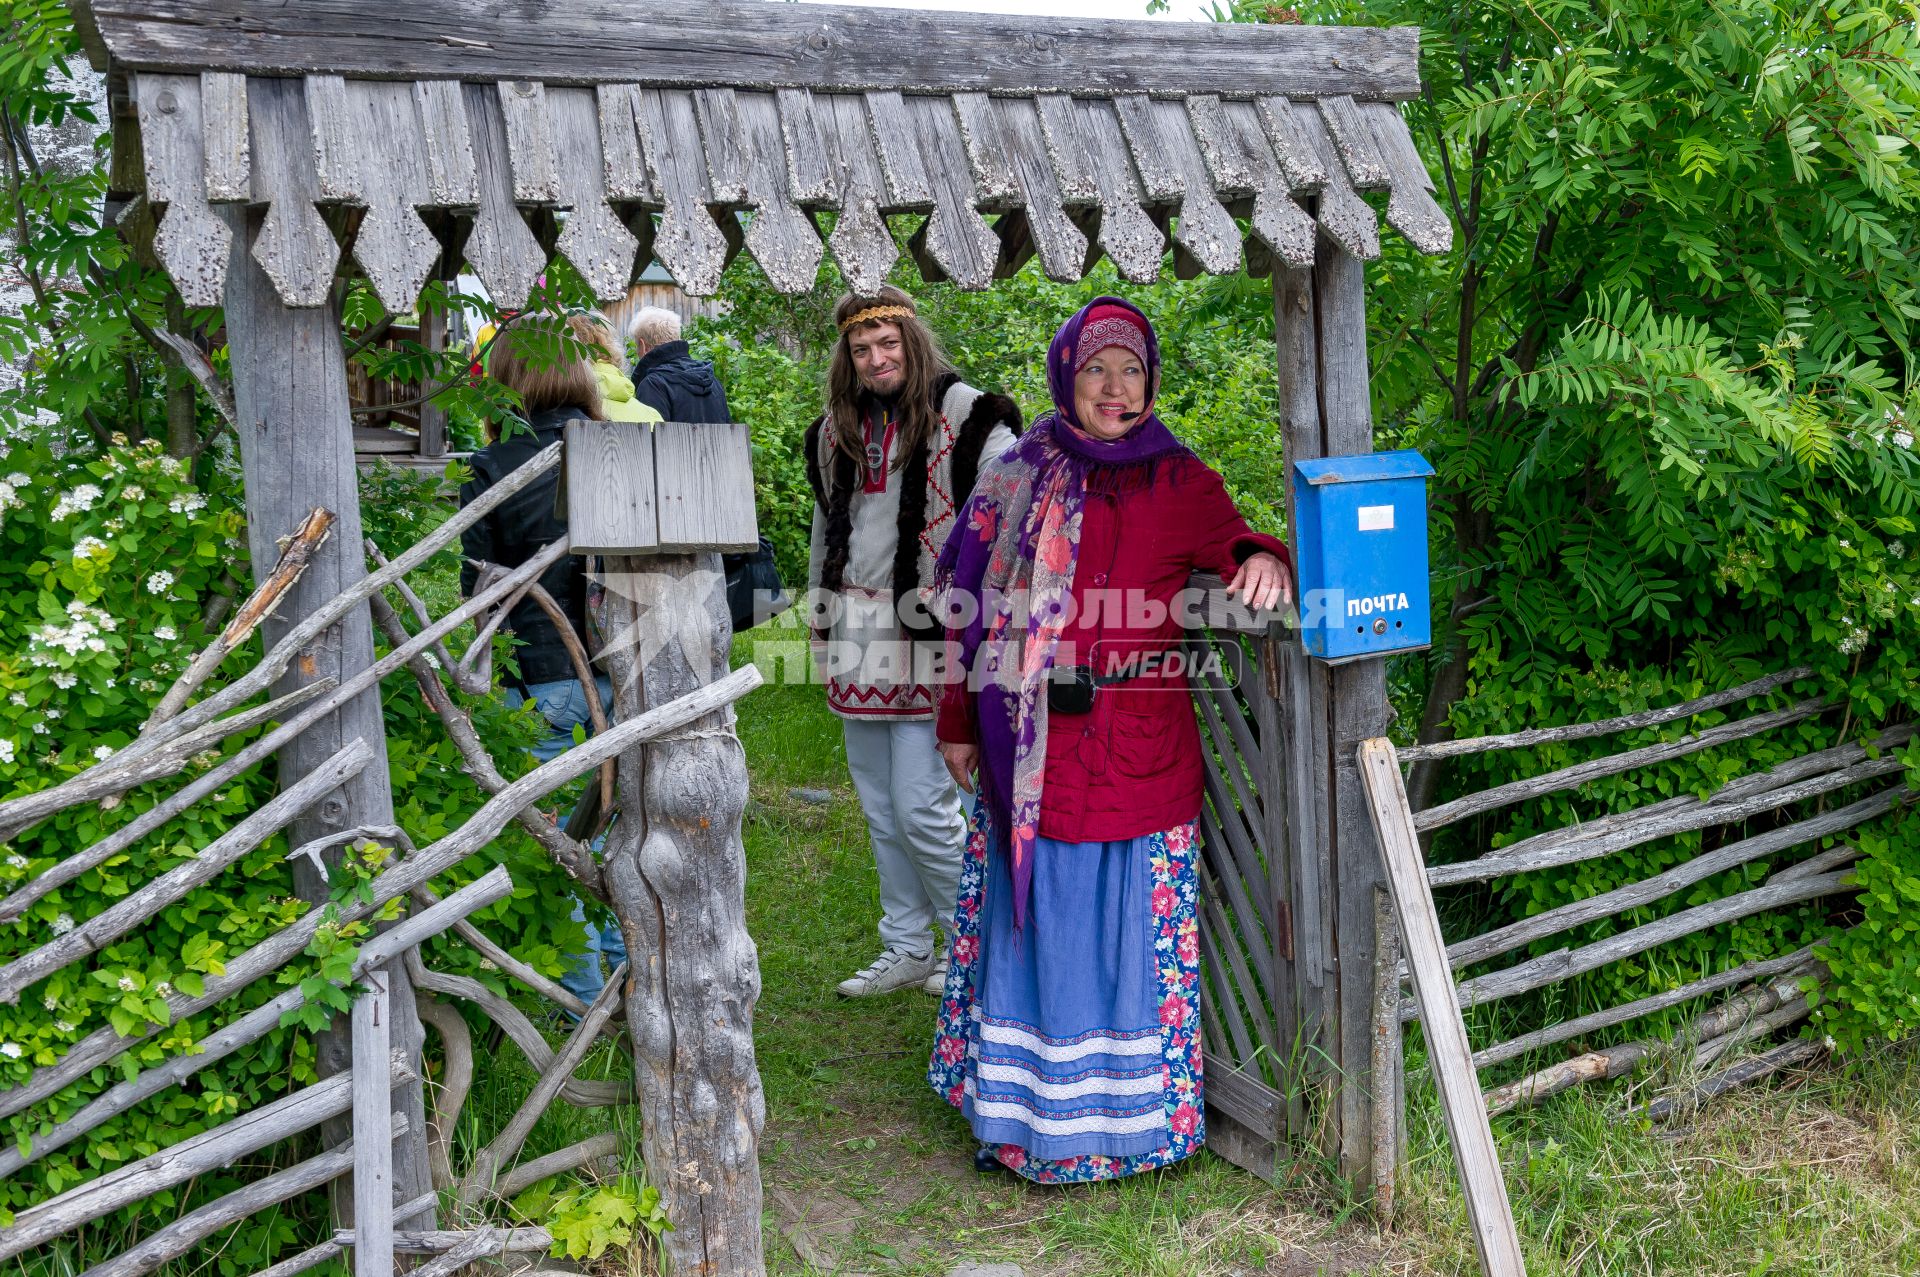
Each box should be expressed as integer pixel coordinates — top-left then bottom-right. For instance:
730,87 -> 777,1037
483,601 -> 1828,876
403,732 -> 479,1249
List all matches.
78,0 -> 1452,312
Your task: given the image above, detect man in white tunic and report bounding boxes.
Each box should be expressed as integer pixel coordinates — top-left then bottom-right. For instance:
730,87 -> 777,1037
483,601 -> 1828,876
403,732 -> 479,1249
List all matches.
804,286 -> 1022,997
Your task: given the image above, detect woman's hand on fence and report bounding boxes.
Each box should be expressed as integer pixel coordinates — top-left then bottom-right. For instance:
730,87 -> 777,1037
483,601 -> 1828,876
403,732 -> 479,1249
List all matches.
1227,551 -> 1291,612
939,741 -> 980,795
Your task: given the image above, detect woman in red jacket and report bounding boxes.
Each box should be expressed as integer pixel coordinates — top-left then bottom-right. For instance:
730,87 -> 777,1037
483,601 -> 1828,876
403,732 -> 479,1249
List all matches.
926,297 -> 1291,1183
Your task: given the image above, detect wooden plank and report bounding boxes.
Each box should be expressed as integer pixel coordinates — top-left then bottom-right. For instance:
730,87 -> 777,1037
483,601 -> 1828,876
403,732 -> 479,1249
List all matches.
1203,1052 -> 1282,1139
352,973 -> 395,1277
1316,93 -> 1390,190
334,80 -> 442,313
244,75 -> 340,308
1254,95 -> 1326,193
1074,98 -> 1163,283
1185,94 -> 1256,195
497,79 -> 560,203
134,73 -> 230,305
565,418 -> 658,555
1433,747 -> 1907,888
549,85 -> 640,300
1033,93 -> 1098,205
950,91 -> 1020,204
1273,267 -> 1332,1089
907,95 -> 997,290
1402,666 -> 1813,764
597,83 -> 654,202
0,1054 -> 417,1263
1151,98 -> 1241,276
303,74 -> 358,201
1296,106 -> 1379,261
734,90 -> 824,294
414,80 -> 480,207
818,93 -> 896,294
220,184 -> 434,1222
1439,870 -> 1856,1020
1358,100 -> 1453,255
1415,698 -> 1828,832
1224,100 -> 1315,269
863,89 -> 932,207
775,87 -> 836,204
1112,94 -> 1184,201
1474,947 -> 1822,1071
199,70 -> 249,201
653,421 -> 759,552
461,82 -> 545,307
1318,236 -> 1392,1188
1358,740 -> 1527,1277
1197,793 -> 1276,999
1196,890 -> 1260,1065
1204,1095 -> 1280,1184
641,88 -> 730,297
90,3 -> 1425,101
995,97 -> 1086,282
1249,633 -> 1304,1138
693,86 -> 749,203
1437,787 -> 1901,976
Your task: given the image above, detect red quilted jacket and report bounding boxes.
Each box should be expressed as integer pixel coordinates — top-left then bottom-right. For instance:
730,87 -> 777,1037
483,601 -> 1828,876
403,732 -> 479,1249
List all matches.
937,453 -> 1290,843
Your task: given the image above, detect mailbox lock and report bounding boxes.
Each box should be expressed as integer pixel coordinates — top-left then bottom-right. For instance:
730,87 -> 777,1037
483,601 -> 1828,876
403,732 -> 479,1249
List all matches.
1372,618 -> 1388,636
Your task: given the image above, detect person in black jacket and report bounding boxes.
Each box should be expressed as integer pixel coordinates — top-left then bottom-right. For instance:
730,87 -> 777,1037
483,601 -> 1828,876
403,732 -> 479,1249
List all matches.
459,315 -> 627,1009
627,307 -> 731,423
628,305 -> 787,632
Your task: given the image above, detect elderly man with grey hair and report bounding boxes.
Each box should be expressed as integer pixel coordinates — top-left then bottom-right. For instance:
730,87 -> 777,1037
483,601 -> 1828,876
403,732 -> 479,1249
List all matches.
628,305 -> 731,424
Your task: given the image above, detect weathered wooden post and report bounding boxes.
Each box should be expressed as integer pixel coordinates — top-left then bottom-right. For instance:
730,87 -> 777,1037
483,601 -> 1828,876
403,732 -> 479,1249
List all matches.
218,74 -> 436,1226
576,419 -> 766,1274
1273,234 -> 1402,1199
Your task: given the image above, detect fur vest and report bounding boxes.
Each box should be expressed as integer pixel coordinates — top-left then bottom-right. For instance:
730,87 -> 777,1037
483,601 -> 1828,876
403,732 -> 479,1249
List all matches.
805,372 -> 1022,641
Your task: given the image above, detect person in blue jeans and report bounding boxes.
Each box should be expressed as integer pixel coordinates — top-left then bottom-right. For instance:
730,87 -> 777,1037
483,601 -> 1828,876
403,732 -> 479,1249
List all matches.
502,675 -> 627,1007
458,316 -> 627,1012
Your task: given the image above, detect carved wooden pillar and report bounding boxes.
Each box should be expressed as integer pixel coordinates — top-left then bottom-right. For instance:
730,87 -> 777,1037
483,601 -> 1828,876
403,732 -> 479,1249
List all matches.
593,554 -> 765,1276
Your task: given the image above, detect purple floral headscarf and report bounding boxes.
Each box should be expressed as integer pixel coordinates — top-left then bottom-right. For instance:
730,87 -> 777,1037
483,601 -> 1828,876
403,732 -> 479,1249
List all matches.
934,297 -> 1189,929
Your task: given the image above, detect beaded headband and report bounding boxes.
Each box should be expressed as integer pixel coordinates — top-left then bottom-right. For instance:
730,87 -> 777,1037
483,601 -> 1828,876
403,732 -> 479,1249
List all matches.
837,303 -> 918,334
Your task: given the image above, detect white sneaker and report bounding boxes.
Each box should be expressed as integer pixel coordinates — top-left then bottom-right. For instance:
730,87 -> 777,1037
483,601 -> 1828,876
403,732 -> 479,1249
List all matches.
836,946 -> 935,998
922,947 -> 949,996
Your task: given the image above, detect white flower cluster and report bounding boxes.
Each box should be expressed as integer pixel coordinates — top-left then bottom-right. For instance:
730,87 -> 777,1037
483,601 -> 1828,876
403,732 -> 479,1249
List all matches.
145,571 -> 174,595
51,484 -> 103,521
168,492 -> 207,515
30,601 -> 117,663
50,672 -> 76,689
0,1043 -> 21,1060
123,485 -> 145,502
51,912 -> 73,936
92,745 -> 114,762
1896,429 -> 1915,451
116,975 -> 137,992
1839,625 -> 1870,656
0,740 -> 13,765
154,624 -> 178,641
71,536 -> 111,562
0,479 -> 21,522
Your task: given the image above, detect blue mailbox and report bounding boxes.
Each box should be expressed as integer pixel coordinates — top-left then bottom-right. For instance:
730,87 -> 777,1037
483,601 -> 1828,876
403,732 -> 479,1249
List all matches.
1291,449 -> 1435,663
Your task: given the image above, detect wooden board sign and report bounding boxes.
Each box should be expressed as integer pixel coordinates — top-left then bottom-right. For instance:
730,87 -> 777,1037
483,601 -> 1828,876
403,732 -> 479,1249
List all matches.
564,418 -> 758,555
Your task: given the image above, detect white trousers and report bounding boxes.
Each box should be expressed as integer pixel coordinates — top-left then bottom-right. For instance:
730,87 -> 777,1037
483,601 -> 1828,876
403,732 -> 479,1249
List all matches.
842,718 -> 966,954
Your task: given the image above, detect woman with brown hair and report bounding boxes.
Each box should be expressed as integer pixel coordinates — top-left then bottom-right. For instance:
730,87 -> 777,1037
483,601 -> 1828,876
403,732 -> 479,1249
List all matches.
803,285 -> 1023,999
459,314 -> 625,1007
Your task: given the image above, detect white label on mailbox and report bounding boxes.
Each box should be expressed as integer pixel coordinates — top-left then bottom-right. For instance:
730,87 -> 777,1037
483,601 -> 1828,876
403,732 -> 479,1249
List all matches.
1357,504 -> 1395,532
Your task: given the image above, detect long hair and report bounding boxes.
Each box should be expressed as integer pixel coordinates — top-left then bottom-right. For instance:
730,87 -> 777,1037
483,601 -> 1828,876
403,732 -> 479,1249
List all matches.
485,312 -> 605,442
825,286 -> 954,474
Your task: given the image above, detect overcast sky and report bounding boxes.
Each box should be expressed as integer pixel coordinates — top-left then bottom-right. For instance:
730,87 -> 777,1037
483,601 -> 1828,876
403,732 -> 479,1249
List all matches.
794,0 -> 1218,20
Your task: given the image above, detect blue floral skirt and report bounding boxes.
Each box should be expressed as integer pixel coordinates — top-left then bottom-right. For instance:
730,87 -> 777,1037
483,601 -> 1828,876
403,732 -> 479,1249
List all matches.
928,801 -> 1205,1184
